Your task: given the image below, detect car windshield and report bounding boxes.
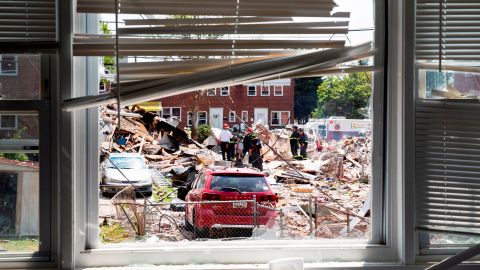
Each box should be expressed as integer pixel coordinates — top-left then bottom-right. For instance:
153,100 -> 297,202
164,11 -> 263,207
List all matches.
209,175 -> 269,192
107,157 -> 147,169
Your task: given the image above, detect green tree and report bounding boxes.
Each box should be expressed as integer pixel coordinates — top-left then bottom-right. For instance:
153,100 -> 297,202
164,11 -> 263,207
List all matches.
313,72 -> 372,119
100,21 -> 115,74
294,77 -> 323,124
0,127 -> 29,161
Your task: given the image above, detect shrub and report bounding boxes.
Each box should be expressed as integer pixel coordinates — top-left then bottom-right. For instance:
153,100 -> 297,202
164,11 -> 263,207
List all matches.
196,124 -> 212,142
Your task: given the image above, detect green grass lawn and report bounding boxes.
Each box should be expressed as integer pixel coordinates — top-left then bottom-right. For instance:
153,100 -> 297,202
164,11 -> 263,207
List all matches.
0,238 -> 39,252
99,222 -> 130,243
152,185 -> 177,203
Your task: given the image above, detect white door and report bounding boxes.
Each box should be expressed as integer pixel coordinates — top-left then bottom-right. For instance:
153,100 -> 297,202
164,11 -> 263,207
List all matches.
254,108 -> 268,126
209,108 -> 223,129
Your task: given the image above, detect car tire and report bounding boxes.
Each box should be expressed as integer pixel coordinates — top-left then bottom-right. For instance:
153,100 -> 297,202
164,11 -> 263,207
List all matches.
185,214 -> 193,231
192,210 -> 209,238
142,191 -> 152,197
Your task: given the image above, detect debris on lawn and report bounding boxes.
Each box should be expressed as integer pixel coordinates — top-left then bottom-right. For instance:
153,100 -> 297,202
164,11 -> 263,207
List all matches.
99,104 -> 371,241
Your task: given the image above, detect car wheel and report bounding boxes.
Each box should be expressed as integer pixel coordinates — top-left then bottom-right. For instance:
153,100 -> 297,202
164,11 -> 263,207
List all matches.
192,210 -> 209,238
185,214 -> 193,231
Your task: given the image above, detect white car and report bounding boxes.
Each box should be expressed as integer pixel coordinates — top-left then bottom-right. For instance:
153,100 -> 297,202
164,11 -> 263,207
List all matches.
100,153 -> 152,196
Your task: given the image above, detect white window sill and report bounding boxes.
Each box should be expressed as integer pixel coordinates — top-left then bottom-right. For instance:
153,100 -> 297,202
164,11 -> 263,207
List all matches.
80,262 -> 430,270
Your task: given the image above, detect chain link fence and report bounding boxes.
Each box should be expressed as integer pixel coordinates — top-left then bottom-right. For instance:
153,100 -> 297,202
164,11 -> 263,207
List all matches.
99,187 -> 369,243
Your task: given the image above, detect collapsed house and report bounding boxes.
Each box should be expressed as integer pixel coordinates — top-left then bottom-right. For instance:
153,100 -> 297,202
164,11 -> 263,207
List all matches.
99,104 -> 371,241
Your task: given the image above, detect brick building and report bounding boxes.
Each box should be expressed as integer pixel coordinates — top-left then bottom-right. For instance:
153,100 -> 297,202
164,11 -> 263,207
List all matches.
0,55 -> 40,140
157,79 -> 294,130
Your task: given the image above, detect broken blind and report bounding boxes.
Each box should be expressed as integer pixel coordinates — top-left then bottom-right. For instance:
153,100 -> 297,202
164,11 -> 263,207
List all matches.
74,0 -> 351,81
416,0 -> 480,61
0,0 -> 56,41
415,100 -> 480,234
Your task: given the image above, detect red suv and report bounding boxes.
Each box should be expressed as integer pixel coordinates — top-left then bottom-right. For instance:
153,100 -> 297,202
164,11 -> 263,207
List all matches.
185,167 -> 277,237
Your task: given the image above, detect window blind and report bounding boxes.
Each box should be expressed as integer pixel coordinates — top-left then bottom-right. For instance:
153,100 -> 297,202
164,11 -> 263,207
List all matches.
67,0 -> 374,111
416,0 -> 480,61
0,0 -> 56,41
415,100 -> 480,234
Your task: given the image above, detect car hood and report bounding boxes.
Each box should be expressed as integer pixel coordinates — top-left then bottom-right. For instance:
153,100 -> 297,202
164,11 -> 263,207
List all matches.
105,168 -> 152,182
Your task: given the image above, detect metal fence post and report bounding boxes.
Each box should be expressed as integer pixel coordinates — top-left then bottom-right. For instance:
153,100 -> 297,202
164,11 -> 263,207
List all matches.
346,205 -> 352,234
308,197 -> 313,235
253,195 -> 257,230
314,198 -> 317,238
143,197 -> 147,235
279,208 -> 284,239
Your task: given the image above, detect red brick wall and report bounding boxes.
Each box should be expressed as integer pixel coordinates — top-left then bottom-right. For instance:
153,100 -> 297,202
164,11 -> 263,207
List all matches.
0,55 -> 41,100
0,55 -> 41,140
157,79 -> 295,129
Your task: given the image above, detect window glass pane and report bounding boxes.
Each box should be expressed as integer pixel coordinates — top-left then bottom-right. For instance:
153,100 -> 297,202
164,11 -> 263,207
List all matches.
241,111 -> 248,122
261,86 -> 269,96
0,55 -> 41,100
187,112 -> 192,126
1,56 -> 17,74
220,87 -> 229,96
0,115 -> 17,129
172,108 -> 181,117
248,86 -> 256,96
198,112 -> 207,125
417,68 -> 480,99
271,112 -> 279,125
274,86 -> 283,96
0,113 -> 39,253
94,0 -> 376,247
207,89 -> 216,96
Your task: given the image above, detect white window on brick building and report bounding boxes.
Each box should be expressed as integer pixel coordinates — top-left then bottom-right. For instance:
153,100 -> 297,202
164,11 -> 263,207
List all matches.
229,111 -> 236,122
160,107 -> 181,120
271,111 -> 290,126
260,85 -> 270,96
207,88 -> 216,96
247,85 -> 256,96
187,112 -> 192,126
0,115 -> 18,130
273,85 -> 283,96
187,111 -> 207,126
220,86 -> 229,96
241,111 -> 248,122
0,55 -> 18,75
197,111 -> 207,125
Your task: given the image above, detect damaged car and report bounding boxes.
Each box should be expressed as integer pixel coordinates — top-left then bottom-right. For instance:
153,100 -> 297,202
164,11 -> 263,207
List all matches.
185,167 -> 277,238
100,153 -> 152,197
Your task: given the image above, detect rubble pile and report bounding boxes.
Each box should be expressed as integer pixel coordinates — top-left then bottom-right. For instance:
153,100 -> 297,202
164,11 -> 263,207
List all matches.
99,104 -> 371,241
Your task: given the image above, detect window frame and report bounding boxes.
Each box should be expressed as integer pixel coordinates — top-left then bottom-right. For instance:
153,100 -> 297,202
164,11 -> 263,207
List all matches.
220,86 -> 229,96
0,55 -> 18,76
241,111 -> 248,122
64,1 -> 421,268
0,114 -> 18,130
161,107 -> 181,119
207,88 -> 216,96
187,111 -> 192,126
260,85 -> 270,96
273,85 -> 284,96
0,55 -> 54,267
270,111 -> 289,126
247,85 -> 256,96
228,111 -> 235,122
197,111 -> 207,125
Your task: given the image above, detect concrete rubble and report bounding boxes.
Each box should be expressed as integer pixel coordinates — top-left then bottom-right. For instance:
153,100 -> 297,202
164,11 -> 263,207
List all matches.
99,105 -> 371,241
